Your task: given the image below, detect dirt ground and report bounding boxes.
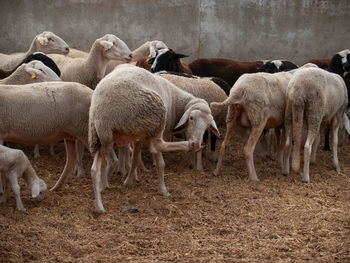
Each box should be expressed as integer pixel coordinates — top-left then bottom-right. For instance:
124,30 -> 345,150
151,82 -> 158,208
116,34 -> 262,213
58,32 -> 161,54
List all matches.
0,131 -> 350,263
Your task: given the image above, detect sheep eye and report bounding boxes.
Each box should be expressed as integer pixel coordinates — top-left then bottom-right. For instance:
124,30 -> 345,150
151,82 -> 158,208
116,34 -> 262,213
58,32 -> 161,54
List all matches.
189,116 -> 194,121
39,69 -> 44,72
49,37 -> 54,42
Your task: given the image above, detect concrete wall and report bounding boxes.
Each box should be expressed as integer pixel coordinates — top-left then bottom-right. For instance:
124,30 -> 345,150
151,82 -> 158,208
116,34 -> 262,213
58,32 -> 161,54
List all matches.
1,0 -> 349,65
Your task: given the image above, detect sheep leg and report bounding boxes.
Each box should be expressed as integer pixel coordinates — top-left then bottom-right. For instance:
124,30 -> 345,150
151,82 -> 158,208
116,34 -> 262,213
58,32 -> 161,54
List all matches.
291,104 -> 304,173
50,139 -> 77,191
7,171 -> 25,211
195,151 -> 203,172
331,116 -> 341,173
153,152 -> 169,196
0,175 -> 8,203
303,131 -> 318,183
213,119 -> 236,176
124,141 -> 142,187
117,146 -> 127,176
244,120 -> 266,181
33,144 -> 40,158
74,140 -> 85,178
310,134 -> 320,164
91,151 -> 105,212
209,131 -> 217,162
277,127 -> 285,169
105,149 -> 118,180
150,138 -> 190,153
323,128 -> 331,151
282,127 -> 292,176
202,130 -> 209,158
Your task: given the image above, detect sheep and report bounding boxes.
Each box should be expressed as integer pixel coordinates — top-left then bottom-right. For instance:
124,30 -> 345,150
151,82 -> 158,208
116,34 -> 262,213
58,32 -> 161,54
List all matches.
49,34 -> 132,90
137,48 -> 192,74
0,31 -> 69,70
0,52 -> 61,79
282,67 -> 349,183
157,72 -> 227,170
211,71 -> 293,180
0,81 -> 96,192
66,40 -> 168,75
0,60 -> 60,84
258,60 -> 298,73
0,145 -> 47,211
189,58 -> 264,87
89,64 -> 219,212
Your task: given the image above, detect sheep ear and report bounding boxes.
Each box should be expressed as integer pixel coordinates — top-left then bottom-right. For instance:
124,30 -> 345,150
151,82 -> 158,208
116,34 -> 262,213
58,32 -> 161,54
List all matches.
175,107 -> 192,129
148,57 -> 156,64
209,119 -> 220,137
100,40 -> 113,51
25,65 -> 41,79
175,53 -> 189,59
149,46 -> 157,58
37,35 -> 48,46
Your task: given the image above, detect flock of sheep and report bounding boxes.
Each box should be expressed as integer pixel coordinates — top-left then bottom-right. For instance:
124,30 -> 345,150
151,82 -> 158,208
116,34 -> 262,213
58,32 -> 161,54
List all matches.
0,31 -> 349,212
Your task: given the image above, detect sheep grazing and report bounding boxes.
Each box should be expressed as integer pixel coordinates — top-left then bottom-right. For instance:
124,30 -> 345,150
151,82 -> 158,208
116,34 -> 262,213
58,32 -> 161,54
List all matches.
0,60 -> 60,84
258,60 -> 298,73
282,67 -> 349,183
0,81 -> 94,192
89,64 -> 219,212
306,58 -> 331,70
137,48 -> 192,74
0,145 -> 47,211
49,34 -> 132,90
189,58 -> 264,87
157,72 -> 227,170
0,31 -> 69,70
211,71 -> 293,180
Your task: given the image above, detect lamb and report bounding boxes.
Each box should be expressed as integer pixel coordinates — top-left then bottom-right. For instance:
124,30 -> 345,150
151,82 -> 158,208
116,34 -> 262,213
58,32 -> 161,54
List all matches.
211,71 -> 293,180
0,52 -> 61,79
49,34 -> 132,89
89,64 -> 219,212
258,60 -> 298,73
282,67 -> 350,183
0,31 -> 69,70
189,58 -> 264,87
137,48 -> 192,74
0,81 -> 95,192
0,60 -> 60,84
0,145 -> 47,210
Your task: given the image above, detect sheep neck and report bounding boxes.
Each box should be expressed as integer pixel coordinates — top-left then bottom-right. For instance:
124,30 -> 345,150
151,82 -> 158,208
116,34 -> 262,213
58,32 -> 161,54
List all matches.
131,41 -> 150,60
22,165 -> 39,189
0,65 -> 26,84
84,43 -> 109,89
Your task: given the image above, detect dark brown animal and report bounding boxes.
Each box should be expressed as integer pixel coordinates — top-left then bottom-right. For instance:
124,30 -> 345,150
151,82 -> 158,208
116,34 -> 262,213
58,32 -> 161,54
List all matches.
306,58 -> 331,70
188,58 -> 264,87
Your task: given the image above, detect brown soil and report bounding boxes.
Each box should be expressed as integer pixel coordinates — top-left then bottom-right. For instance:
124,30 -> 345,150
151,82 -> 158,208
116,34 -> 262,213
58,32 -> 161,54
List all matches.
1,133 -> 350,262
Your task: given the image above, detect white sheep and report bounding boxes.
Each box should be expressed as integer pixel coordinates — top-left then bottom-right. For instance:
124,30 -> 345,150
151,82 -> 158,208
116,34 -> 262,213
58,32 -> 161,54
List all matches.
157,72 -> 227,171
0,145 -> 47,211
0,31 -> 69,70
0,60 -> 60,84
282,67 -> 350,182
211,71 -> 293,181
0,81 -> 94,192
89,64 -> 219,212
49,34 -> 132,90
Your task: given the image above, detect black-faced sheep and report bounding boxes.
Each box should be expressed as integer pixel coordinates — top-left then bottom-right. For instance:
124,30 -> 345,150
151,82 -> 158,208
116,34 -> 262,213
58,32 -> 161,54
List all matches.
258,60 -> 298,73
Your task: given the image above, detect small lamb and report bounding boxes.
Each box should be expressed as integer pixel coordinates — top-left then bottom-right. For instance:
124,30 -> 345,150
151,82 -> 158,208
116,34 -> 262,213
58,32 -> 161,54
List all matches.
0,145 -> 47,210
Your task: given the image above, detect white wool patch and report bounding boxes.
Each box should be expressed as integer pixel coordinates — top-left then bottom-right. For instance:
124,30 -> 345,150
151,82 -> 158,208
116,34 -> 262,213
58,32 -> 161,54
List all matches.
271,60 -> 283,68
338,49 -> 350,58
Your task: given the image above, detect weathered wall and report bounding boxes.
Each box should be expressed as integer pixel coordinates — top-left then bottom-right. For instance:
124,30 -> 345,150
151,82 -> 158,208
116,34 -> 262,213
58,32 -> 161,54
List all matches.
1,0 -> 349,65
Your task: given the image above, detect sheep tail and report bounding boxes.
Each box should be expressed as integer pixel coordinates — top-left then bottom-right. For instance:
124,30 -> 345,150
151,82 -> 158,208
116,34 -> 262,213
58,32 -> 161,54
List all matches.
89,120 -> 101,155
343,112 -> 350,135
210,97 -> 233,109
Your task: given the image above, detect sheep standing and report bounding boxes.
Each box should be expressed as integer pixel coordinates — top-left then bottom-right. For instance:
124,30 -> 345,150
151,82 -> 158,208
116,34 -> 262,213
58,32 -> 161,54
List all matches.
211,71 -> 292,180
157,72 -> 227,170
0,31 -> 69,70
282,67 -> 349,183
49,34 -> 132,90
0,145 -> 46,211
89,64 -> 219,212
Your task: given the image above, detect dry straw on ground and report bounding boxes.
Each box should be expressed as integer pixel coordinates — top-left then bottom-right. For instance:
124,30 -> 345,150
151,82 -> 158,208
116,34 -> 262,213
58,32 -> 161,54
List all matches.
1,131 -> 349,262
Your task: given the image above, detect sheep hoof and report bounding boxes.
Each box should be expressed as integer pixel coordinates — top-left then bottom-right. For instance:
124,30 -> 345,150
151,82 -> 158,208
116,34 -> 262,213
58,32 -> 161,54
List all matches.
282,173 -> 288,177
160,191 -> 170,197
17,207 -> 26,211
302,178 -> 310,183
33,153 -> 40,159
